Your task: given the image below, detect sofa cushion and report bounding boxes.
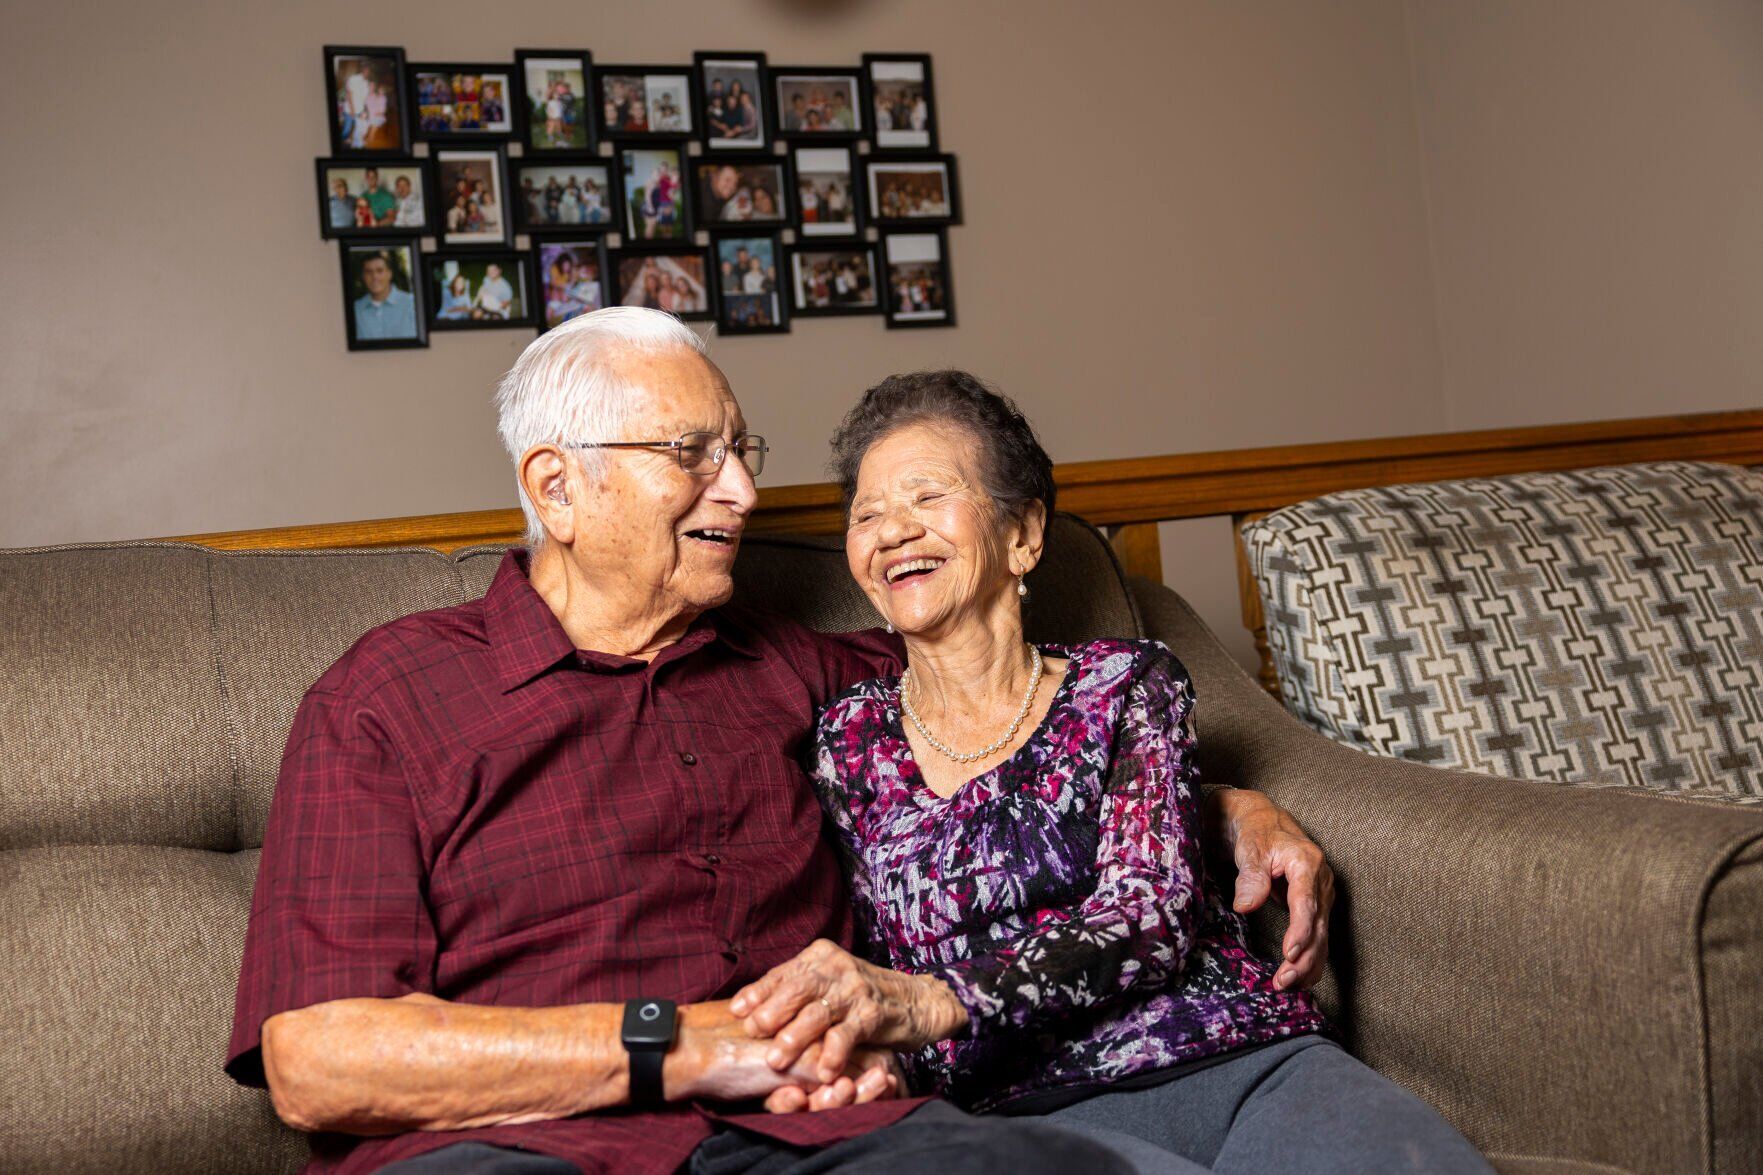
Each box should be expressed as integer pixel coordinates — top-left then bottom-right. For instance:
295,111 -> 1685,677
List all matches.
0,545 -> 235,851
0,845 -> 305,1173
1243,461 -> 1763,803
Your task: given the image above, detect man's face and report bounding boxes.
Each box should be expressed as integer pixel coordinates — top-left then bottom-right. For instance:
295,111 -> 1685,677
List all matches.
365,168 -> 380,190
567,349 -> 757,618
394,176 -> 411,196
711,166 -> 739,200
361,257 -> 393,299
485,264 -> 502,281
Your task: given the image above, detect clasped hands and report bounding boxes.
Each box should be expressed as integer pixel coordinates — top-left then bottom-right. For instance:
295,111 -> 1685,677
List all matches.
715,789 -> 1333,1114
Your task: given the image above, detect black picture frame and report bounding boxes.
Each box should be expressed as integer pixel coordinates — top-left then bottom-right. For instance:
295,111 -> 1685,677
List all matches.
532,239 -> 612,334
692,154 -> 793,231
609,245 -> 716,321
864,153 -> 962,228
340,239 -> 428,350
514,49 -> 596,154
786,243 -> 883,318
617,144 -> 693,243
433,146 -> 514,249
770,66 -> 866,140
427,251 -> 535,331
594,64 -> 698,141
862,53 -> 939,153
711,232 -> 789,335
324,46 -> 410,157
408,62 -> 519,142
316,157 -> 434,239
511,156 -> 619,237
880,230 -> 955,329
789,144 -> 865,239
694,51 -> 770,152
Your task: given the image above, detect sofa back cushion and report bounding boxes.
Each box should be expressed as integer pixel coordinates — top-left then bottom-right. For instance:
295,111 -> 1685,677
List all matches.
1243,461 -> 1763,803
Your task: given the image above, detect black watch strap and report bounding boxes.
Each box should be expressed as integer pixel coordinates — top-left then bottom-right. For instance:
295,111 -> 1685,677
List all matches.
621,998 -> 677,1107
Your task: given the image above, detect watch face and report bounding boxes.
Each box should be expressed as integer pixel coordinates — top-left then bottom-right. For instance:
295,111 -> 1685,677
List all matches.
622,998 -> 678,1047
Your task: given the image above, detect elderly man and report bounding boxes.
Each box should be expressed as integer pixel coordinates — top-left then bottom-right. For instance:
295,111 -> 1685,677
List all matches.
227,308 -> 1333,1174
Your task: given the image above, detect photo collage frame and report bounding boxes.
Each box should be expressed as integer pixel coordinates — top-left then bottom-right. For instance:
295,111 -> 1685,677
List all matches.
318,46 -> 958,349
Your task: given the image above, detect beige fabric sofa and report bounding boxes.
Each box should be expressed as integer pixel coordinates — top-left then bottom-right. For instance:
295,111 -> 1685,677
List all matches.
2,517 -> 1757,1173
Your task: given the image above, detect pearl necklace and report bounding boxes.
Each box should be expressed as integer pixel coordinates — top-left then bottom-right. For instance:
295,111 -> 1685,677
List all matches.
900,646 -> 1044,764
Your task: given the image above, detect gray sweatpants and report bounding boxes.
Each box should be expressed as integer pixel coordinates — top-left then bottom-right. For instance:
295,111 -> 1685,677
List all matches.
1029,1035 -> 1493,1174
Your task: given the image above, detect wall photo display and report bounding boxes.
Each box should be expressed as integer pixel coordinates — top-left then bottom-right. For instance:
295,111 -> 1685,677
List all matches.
516,50 -> 594,152
883,231 -> 954,328
695,52 -> 769,151
313,48 -> 957,345
342,240 -> 427,350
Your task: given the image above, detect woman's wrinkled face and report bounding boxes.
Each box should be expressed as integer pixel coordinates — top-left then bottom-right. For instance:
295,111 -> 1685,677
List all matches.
846,421 -> 1025,638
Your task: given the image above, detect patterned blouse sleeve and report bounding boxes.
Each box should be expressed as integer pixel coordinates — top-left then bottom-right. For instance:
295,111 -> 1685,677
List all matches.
807,699 -> 891,965
921,646 -> 1204,1043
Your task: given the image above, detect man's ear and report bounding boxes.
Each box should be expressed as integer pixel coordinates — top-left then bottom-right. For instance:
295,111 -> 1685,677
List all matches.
1008,501 -> 1048,577
519,444 -> 576,546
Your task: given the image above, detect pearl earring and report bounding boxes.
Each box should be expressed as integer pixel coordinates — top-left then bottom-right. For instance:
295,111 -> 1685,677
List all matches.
1017,575 -> 1028,598
885,620 -> 895,634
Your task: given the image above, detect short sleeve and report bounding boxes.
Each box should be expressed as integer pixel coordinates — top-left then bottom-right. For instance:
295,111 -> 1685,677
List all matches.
224,682 -> 439,1087
798,627 -> 906,708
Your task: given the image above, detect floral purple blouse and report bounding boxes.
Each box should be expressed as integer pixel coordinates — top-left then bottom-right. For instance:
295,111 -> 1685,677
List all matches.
809,639 -> 1326,1112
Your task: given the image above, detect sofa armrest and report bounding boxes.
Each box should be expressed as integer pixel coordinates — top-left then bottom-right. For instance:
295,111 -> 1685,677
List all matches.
1130,577 -> 1763,1175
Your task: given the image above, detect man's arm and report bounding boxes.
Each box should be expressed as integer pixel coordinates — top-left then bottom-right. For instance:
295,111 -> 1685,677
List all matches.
262,996 -> 896,1135
1201,785 -> 1334,991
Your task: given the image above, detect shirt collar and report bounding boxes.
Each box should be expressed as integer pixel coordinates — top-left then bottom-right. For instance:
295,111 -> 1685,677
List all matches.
482,550 -> 761,693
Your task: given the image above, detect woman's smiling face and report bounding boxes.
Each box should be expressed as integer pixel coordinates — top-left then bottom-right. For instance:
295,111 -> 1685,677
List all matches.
846,421 -> 1030,638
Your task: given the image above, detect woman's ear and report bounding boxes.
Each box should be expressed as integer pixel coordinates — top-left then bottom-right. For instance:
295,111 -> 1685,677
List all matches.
1008,501 -> 1049,577
519,444 -> 576,545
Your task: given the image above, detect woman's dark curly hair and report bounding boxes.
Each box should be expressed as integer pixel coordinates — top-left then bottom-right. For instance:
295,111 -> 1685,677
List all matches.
828,370 -> 1056,524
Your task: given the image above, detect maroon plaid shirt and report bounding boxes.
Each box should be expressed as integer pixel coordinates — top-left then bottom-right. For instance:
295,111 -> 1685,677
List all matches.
227,551 -> 918,1174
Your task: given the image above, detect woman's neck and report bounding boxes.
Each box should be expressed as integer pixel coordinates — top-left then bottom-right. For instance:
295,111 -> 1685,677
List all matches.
901,603 -> 1033,724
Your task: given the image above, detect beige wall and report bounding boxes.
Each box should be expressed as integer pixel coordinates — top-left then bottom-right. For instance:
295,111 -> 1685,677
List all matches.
3,1 -> 1755,666
1404,0 -> 1763,428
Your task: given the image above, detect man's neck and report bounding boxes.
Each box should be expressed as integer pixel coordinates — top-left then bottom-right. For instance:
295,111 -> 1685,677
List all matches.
528,542 -> 696,662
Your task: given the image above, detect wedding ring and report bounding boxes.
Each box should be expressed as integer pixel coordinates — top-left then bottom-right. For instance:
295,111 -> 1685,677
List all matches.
818,996 -> 832,1013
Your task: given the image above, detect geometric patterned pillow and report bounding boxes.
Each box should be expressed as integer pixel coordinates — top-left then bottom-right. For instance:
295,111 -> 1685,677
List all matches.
1241,461 -> 1763,804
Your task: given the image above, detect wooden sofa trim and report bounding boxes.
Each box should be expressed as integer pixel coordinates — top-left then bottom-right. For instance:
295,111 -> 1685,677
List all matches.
170,407 -> 1763,689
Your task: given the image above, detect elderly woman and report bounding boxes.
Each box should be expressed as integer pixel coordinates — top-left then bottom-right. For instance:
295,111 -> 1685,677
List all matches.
732,372 -> 1490,1173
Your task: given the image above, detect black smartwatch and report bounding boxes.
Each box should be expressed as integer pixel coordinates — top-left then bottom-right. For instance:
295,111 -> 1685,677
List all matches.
620,998 -> 678,1107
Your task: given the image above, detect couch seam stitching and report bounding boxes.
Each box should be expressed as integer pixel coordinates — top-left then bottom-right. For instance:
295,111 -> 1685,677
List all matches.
204,553 -> 246,853
1691,828 -> 1763,1174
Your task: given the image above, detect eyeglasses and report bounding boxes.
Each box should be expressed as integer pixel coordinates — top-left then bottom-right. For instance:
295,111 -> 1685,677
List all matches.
567,432 -> 769,478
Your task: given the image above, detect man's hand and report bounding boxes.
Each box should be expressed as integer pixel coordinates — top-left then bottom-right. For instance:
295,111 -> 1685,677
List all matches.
1207,788 -> 1335,991
728,940 -> 968,1083
667,1000 -> 901,1106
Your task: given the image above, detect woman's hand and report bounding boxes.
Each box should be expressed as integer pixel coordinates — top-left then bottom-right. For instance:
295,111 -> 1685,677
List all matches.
729,939 -> 968,1083
669,1001 -> 900,1107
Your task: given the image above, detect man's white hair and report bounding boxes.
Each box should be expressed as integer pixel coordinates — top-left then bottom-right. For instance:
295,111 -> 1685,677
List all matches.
494,307 -> 707,547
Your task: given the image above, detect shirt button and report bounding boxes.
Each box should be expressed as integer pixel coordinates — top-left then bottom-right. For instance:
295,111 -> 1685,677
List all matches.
679,751 -> 697,766
704,852 -> 722,866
